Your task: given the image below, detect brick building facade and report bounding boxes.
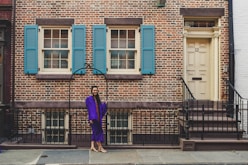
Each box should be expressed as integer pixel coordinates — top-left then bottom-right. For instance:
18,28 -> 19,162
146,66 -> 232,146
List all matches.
13,0 -> 229,147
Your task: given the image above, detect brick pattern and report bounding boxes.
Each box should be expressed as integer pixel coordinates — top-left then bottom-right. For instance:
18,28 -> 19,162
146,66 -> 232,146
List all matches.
14,0 -> 229,102
14,0 -> 229,139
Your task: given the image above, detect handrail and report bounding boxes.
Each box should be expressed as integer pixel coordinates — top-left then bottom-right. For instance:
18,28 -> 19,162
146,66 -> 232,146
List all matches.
180,77 -> 195,140
180,77 -> 195,100
226,79 -> 248,100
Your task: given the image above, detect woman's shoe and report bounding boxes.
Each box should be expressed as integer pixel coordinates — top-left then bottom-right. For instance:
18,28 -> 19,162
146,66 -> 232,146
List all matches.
90,147 -> 98,152
98,147 -> 107,153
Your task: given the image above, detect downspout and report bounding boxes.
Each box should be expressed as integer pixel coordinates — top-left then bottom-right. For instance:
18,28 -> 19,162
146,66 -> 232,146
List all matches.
228,0 -> 235,86
228,0 -> 235,117
11,0 -> 16,110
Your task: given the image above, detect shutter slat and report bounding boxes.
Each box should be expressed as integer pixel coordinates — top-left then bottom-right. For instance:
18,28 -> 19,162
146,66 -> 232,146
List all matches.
93,25 -> 106,74
141,25 -> 155,74
24,25 -> 38,74
72,25 -> 86,74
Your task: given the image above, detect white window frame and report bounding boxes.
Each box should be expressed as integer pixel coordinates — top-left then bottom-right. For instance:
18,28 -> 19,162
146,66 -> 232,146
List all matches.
38,26 -> 72,74
106,26 -> 140,74
41,109 -> 69,144
107,110 -> 133,145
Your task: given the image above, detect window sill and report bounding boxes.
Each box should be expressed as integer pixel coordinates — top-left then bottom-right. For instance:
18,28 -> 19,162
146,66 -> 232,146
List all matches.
36,74 -> 74,80
105,74 -> 143,80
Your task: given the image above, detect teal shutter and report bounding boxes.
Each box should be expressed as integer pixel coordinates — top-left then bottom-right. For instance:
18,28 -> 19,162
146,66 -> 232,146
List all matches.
93,25 -> 106,74
72,25 -> 86,74
24,25 -> 38,74
141,25 -> 155,74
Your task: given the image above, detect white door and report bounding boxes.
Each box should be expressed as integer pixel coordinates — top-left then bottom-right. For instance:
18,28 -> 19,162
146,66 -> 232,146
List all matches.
186,38 -> 210,100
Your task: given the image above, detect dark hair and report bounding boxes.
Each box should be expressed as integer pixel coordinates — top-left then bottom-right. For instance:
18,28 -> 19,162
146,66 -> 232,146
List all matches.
91,86 -> 101,105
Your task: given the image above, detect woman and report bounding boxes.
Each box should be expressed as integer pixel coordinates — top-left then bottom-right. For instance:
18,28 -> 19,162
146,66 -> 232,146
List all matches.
85,86 -> 107,153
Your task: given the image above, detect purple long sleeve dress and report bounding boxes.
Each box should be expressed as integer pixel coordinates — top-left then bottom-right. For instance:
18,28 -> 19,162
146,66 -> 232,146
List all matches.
85,96 -> 107,142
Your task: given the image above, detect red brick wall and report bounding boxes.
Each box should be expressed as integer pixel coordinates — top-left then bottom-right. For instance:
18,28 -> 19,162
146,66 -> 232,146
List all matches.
14,0 -> 229,103
0,0 -> 12,5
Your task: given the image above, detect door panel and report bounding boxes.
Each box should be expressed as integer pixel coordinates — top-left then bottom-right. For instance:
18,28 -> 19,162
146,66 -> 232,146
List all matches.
186,38 -> 210,100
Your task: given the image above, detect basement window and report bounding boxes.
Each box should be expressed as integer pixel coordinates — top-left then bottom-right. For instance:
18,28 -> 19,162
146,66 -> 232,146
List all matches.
107,110 -> 132,145
42,109 -> 69,144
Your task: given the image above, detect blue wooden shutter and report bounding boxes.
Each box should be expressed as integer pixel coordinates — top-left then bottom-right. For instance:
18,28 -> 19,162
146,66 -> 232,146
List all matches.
72,25 -> 86,74
93,25 -> 106,74
24,25 -> 38,74
141,25 -> 155,74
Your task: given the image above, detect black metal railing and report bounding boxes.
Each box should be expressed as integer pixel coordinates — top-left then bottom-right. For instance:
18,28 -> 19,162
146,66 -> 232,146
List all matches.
179,77 -> 248,140
5,108 -> 179,146
180,77 -> 195,139
225,79 -> 248,138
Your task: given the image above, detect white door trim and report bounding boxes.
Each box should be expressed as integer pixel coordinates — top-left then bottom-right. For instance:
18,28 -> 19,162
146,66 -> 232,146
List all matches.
183,27 -> 221,100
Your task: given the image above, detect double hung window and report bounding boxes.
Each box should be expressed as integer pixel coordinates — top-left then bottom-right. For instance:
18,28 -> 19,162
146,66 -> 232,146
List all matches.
40,27 -> 71,73
107,27 -> 140,74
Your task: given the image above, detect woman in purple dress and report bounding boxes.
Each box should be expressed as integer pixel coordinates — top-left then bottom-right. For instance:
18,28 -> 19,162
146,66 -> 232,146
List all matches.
85,86 -> 107,152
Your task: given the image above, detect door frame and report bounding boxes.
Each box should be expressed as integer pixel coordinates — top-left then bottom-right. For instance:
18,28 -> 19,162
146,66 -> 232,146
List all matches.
183,26 -> 221,101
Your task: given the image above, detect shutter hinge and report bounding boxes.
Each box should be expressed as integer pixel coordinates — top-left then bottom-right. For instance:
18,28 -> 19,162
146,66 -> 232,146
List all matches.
38,68 -> 40,71
139,68 -> 141,71
139,28 -> 141,32
106,68 -> 108,71
106,29 -> 108,32
70,68 -> 72,71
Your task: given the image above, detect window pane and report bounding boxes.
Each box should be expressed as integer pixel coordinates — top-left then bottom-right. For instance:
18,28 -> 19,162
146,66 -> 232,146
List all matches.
61,51 -> 68,58
44,39 -> 51,48
44,29 -> 51,38
53,120 -> 58,126
53,60 -> 59,68
52,39 -> 60,48
128,40 -> 135,48
46,120 -> 51,126
111,51 -> 118,69
61,30 -> 68,38
53,29 -> 59,38
111,30 -> 118,38
44,60 -> 51,68
59,120 -> 64,126
128,60 -> 135,69
53,112 -> 58,118
120,30 -> 126,38
128,30 -> 135,38
128,51 -> 135,59
119,39 -> 126,48
119,51 -> 125,59
61,60 -> 68,68
110,121 -> 115,127
61,39 -> 68,48
111,39 -> 118,48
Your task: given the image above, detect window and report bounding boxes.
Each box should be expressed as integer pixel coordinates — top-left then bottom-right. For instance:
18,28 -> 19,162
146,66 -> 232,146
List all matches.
24,24 -> 86,75
107,27 -> 140,74
184,19 -> 217,27
42,109 -> 69,144
39,27 -> 71,73
107,110 -> 132,144
93,25 -> 155,75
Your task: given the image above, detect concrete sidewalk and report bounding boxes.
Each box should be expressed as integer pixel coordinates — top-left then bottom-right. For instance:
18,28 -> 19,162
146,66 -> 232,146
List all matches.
0,148 -> 248,165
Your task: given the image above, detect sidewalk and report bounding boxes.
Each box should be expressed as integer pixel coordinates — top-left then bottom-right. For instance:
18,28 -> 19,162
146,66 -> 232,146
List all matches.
0,148 -> 248,165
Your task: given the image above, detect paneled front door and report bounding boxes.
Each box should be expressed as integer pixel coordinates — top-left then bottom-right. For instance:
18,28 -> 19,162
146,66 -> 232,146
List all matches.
186,38 -> 210,100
